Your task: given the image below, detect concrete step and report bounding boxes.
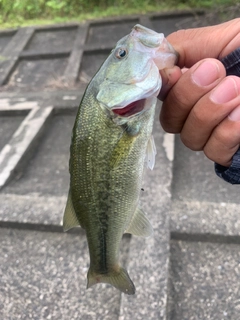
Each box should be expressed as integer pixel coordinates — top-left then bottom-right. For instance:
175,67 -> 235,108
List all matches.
0,8 -> 240,320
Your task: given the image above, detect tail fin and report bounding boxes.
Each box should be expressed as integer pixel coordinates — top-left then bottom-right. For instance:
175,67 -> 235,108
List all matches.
87,266 -> 135,295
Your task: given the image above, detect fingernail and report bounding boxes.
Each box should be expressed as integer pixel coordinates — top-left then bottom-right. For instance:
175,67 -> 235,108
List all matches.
229,105 -> 240,121
192,60 -> 220,86
210,77 -> 239,104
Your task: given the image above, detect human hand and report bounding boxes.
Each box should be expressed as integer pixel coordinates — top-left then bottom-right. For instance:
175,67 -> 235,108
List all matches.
159,18 -> 240,167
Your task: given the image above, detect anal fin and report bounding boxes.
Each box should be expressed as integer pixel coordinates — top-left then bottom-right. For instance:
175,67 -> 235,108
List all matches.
125,207 -> 153,237
63,191 -> 80,232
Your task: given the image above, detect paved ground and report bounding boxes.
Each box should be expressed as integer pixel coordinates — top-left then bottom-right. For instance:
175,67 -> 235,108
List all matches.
0,8 -> 240,320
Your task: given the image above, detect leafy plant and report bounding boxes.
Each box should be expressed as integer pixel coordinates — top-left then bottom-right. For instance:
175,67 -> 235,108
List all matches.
0,0 -> 238,27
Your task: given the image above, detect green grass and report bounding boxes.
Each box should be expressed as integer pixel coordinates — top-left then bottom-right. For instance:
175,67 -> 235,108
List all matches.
0,0 -> 238,29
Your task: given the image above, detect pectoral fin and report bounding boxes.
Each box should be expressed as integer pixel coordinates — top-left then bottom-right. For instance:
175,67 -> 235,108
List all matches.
63,191 -> 80,231
125,207 -> 153,237
146,135 -> 157,170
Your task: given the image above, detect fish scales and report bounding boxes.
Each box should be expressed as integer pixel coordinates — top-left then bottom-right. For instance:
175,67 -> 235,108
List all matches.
71,87 -> 155,269
63,24 -> 178,295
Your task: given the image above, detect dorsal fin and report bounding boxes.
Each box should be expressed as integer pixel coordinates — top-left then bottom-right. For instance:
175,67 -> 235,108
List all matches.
125,206 -> 153,237
63,191 -> 80,232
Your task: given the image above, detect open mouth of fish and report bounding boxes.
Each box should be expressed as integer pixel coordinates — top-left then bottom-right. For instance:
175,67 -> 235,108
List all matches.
112,99 -> 146,117
109,60 -> 161,118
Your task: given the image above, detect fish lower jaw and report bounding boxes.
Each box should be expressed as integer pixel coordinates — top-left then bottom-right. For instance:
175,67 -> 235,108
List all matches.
112,99 -> 146,117
111,95 -> 157,125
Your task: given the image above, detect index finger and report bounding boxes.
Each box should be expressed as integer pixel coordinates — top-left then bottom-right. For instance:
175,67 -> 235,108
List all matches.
167,18 -> 240,68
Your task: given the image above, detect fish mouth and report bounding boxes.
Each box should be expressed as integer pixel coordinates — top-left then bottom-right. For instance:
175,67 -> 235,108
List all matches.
112,99 -> 145,117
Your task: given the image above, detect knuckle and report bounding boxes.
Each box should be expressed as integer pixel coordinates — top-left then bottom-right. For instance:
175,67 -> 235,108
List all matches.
203,144 -> 232,166
169,82 -> 193,111
213,126 -> 234,146
203,123 -> 240,166
203,145 -> 216,162
160,103 -> 184,133
160,118 -> 181,133
180,132 -> 202,151
190,104 -> 211,127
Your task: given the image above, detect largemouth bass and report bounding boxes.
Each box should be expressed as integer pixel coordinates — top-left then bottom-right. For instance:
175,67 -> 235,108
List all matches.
63,24 -> 178,295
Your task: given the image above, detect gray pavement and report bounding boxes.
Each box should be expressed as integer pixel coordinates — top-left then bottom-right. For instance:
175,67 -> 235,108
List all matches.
0,8 -> 239,320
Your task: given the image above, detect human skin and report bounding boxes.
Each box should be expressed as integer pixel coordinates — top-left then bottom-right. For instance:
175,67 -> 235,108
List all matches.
159,18 -> 240,167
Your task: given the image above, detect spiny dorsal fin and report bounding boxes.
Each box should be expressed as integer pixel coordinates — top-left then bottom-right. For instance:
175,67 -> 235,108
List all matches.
146,135 -> 157,170
63,191 -> 80,232
125,207 -> 153,237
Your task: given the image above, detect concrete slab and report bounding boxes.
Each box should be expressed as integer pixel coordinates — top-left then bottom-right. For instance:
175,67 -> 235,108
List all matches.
25,27 -> 78,52
176,6 -> 240,29
0,115 -> 24,150
0,228 -> 128,319
170,200 -> 240,238
172,135 -> 240,204
0,193 -> 66,230
151,12 -> 202,36
78,51 -> 110,85
0,27 -> 35,85
0,106 -> 174,319
2,114 -> 74,196
7,57 -> 68,91
0,31 -> 15,53
86,20 -> 139,46
0,91 -> 82,109
0,106 -> 53,189
170,134 -> 240,243
63,25 -> 89,85
0,9 -> 239,320
167,240 -> 240,320
120,107 -> 173,319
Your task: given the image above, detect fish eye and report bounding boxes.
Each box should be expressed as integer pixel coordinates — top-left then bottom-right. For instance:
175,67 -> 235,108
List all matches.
115,48 -> 127,59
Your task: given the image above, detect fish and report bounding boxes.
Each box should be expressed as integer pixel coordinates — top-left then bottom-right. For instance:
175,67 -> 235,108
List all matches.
63,24 -> 178,295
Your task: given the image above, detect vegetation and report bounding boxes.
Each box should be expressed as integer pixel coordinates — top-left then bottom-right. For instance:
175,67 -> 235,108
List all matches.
0,0 -> 238,28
